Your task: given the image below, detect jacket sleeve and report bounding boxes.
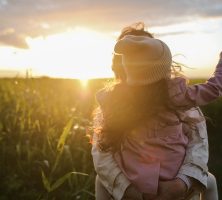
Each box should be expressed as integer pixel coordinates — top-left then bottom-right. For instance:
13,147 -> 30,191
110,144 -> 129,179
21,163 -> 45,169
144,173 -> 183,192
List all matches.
91,56 -> 222,196
91,108 -> 208,198
92,112 -> 210,195
169,58 -> 222,108
177,107 -> 209,188
91,134 -> 131,200
91,108 -> 131,200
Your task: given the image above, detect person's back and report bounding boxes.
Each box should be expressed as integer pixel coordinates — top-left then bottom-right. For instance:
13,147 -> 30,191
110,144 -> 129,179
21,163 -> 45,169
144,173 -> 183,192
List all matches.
96,35 -> 189,197
95,34 -> 221,199
115,36 -> 221,199
93,23 -> 220,198
114,108 -> 188,195
96,77 -> 200,197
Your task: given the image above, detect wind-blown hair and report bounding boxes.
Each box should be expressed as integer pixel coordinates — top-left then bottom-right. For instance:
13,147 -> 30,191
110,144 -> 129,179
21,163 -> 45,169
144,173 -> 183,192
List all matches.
117,22 -> 154,40
94,80 -> 169,152
94,22 -> 185,152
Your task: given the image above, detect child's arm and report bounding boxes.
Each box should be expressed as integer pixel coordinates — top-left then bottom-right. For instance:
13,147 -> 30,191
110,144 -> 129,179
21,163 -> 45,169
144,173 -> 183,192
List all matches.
169,53 -> 222,108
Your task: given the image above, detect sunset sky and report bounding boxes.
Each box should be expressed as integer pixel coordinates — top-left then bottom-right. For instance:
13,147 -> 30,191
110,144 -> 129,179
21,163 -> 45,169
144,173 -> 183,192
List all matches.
0,0 -> 222,79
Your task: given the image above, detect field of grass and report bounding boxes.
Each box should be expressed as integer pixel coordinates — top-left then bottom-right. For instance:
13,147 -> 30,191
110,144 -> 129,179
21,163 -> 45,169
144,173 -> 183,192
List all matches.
0,77 -> 221,199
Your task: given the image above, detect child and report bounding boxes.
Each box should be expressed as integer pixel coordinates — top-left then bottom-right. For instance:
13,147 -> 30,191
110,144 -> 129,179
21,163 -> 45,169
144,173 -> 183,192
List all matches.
93,26 -> 220,200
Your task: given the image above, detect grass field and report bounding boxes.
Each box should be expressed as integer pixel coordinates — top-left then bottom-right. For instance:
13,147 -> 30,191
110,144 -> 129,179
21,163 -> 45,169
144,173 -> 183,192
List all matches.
0,77 -> 221,199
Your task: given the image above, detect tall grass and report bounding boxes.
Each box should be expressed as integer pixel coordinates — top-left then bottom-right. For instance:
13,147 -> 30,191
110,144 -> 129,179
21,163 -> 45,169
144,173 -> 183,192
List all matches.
0,78 -> 103,200
0,77 -> 221,199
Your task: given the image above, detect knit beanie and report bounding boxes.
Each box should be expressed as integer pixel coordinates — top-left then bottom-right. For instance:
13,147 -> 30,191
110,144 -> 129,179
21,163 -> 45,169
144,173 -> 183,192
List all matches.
114,35 -> 172,85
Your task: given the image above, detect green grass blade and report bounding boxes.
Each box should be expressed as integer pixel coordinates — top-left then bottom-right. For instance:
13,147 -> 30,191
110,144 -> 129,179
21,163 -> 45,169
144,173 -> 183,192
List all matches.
50,172 -> 88,192
57,117 -> 74,153
41,170 -> 51,192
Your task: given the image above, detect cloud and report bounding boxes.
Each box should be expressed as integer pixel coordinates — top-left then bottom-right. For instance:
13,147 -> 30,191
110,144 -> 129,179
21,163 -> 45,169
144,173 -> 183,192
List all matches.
0,28 -> 28,48
0,0 -> 222,48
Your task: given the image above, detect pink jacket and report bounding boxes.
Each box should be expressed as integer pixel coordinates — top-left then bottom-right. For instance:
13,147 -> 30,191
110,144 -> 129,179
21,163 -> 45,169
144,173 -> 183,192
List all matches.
96,58 -> 222,195
114,109 -> 188,194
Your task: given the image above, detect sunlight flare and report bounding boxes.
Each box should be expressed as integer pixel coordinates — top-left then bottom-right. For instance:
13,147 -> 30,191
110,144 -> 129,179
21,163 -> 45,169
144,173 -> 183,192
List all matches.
80,78 -> 89,88
25,27 -> 115,79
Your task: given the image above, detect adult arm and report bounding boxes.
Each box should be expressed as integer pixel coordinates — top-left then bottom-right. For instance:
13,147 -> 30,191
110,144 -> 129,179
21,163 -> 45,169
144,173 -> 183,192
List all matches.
91,53 -> 222,199
92,132 -> 188,200
151,108 -> 209,200
177,107 -> 209,189
91,108 -> 134,200
91,134 -> 133,200
91,110 -> 207,200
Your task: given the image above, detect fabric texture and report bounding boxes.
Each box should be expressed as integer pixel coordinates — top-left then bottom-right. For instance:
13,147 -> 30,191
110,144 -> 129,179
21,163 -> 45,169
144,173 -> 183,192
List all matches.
92,107 -> 209,199
114,35 -> 172,85
94,58 -> 222,197
113,111 -> 188,194
91,107 -> 209,199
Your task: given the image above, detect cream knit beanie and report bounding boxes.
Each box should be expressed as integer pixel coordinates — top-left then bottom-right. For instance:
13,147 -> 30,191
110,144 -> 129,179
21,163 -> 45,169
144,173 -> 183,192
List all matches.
114,35 -> 172,85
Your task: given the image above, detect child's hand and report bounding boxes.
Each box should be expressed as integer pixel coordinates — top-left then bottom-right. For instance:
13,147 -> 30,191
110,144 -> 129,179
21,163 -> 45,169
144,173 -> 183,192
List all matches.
152,178 -> 187,200
123,184 -> 143,200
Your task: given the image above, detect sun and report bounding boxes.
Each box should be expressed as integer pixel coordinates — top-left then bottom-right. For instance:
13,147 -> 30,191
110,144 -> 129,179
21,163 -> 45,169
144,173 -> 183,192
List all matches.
25,27 -> 115,80
80,78 -> 89,88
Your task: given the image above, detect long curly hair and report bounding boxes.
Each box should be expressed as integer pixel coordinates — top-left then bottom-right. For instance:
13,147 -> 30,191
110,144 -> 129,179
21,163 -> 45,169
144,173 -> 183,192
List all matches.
94,80 -> 169,152
94,22 -> 185,152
